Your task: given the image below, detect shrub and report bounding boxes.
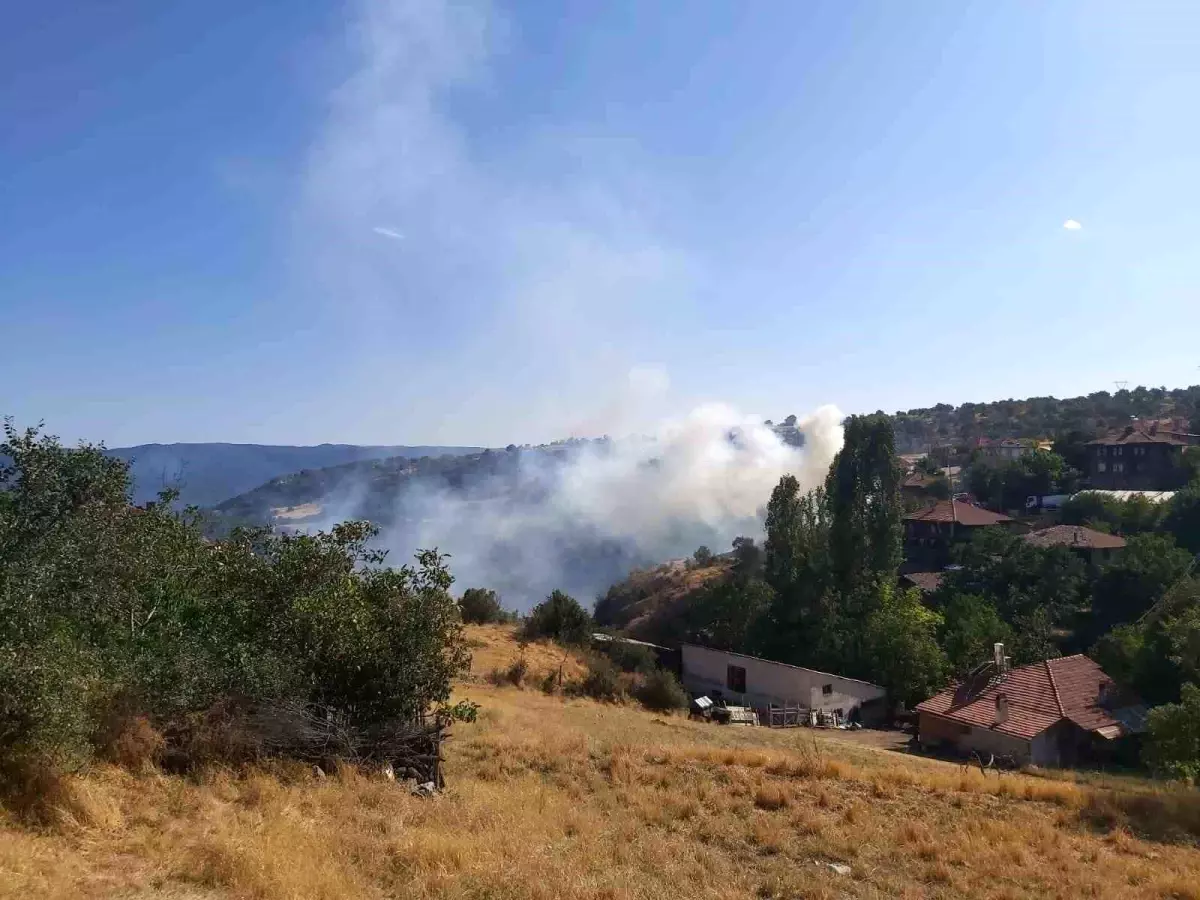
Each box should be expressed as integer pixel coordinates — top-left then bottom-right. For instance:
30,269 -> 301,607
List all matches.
0,422 -> 472,778
1144,682 -> 1200,781
523,590 -> 593,645
634,668 -> 689,712
577,655 -> 623,702
604,639 -> 657,674
459,588 -> 508,625
504,656 -> 529,687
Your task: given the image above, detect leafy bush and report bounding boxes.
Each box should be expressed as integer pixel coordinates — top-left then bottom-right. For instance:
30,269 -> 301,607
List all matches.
1144,682 -> 1200,780
603,639 -> 657,674
459,587 -> 509,625
0,422 -> 472,777
634,669 -> 688,712
523,590 -> 593,645
576,655 -> 623,702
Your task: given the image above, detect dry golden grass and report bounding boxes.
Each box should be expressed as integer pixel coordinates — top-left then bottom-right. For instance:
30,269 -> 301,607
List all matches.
463,623 -> 588,684
3,626 -> 1199,899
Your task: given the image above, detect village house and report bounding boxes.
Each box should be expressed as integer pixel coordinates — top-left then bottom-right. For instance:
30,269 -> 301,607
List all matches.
1021,524 -> 1126,565
899,571 -> 943,594
679,644 -> 888,725
903,498 -> 1012,568
916,648 -> 1147,767
1087,424 -> 1198,491
900,470 -> 946,505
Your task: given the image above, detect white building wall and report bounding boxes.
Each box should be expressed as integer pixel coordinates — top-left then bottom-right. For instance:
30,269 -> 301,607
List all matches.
679,644 -> 886,715
960,726 -> 1033,763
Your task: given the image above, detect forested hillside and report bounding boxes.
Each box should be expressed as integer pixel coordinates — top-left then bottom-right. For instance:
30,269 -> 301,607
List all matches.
107,442 -> 480,507
891,384 -> 1200,451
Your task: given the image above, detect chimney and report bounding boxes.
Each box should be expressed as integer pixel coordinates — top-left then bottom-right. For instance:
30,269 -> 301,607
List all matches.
995,693 -> 1009,724
1098,680 -> 1112,706
993,642 -> 1007,676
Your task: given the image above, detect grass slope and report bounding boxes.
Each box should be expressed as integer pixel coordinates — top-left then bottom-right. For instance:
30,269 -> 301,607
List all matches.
2,626 -> 1198,899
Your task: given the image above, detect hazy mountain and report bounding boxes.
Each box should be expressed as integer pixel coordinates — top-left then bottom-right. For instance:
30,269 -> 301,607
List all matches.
107,442 -> 481,507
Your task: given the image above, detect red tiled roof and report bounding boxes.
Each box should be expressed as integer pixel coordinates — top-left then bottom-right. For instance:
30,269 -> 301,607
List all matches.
1022,525 -> 1126,551
901,472 -> 940,490
903,499 -> 1011,526
1089,429 -> 1195,447
916,655 -> 1145,741
900,571 -> 943,592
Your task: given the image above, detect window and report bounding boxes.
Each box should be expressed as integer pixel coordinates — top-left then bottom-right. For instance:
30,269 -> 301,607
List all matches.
1114,446 -> 1123,456
1098,462 -> 1107,473
726,665 -> 747,694
1113,462 -> 1124,473
822,683 -> 833,696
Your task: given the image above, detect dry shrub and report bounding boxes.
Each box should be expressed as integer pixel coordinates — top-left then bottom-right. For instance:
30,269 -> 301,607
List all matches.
94,714 -> 164,770
487,655 -> 529,688
0,757 -> 72,825
754,783 -> 790,810
1080,789 -> 1200,843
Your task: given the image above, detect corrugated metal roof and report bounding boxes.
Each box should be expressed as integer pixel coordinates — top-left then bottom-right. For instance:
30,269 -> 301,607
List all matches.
1073,490 -> 1177,504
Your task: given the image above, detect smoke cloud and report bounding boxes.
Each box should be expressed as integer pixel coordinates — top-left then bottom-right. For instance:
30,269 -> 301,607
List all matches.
291,0 -> 846,604
300,403 -> 843,609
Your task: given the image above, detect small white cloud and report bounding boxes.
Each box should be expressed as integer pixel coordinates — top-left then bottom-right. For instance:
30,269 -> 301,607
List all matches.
1062,219 -> 1083,231
372,226 -> 405,240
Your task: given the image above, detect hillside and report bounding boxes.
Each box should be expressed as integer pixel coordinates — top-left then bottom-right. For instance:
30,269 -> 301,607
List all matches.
890,384 -> 1200,451
107,442 -> 480,507
3,624 -> 1198,900
210,441 -> 660,607
595,558 -> 734,645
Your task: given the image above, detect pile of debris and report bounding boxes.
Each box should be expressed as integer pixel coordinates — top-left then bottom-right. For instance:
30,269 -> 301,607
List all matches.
162,698 -> 450,787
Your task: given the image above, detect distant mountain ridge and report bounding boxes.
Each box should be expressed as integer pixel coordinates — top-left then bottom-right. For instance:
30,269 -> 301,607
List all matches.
106,442 -> 481,507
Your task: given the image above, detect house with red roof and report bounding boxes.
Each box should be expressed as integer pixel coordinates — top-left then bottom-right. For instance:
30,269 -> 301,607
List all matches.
1021,524 -> 1126,565
916,648 -> 1147,767
903,498 -> 1012,567
1087,424 -> 1199,491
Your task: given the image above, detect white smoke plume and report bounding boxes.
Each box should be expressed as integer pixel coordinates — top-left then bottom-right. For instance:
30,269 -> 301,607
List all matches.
289,0 -> 846,605
306,403 -> 844,609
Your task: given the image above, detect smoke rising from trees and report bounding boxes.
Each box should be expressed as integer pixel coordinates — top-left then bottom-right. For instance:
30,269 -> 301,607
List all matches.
303,404 -> 845,610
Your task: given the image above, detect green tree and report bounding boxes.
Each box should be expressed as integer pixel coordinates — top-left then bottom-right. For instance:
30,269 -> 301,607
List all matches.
825,413 -> 902,604
760,479 -> 837,665
1164,480 -> 1200,555
730,535 -> 763,578
862,583 -> 948,708
1143,682 -> 1200,780
939,593 -> 1013,677
685,577 -> 774,652
523,590 -> 593,645
1090,533 -> 1194,636
916,456 -> 942,477
691,545 -> 716,568
459,587 -> 506,625
944,528 -> 1091,628
1090,578 -> 1200,706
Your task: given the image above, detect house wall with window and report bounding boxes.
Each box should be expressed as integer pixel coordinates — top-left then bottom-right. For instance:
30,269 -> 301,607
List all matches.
679,644 -> 887,722
1088,439 -> 1191,490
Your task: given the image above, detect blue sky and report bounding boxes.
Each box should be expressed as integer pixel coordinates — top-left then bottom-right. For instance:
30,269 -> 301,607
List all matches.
3,1 -> 1199,447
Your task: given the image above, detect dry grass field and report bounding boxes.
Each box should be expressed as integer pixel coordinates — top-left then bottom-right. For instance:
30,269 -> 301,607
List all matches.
2,625 -> 1199,900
